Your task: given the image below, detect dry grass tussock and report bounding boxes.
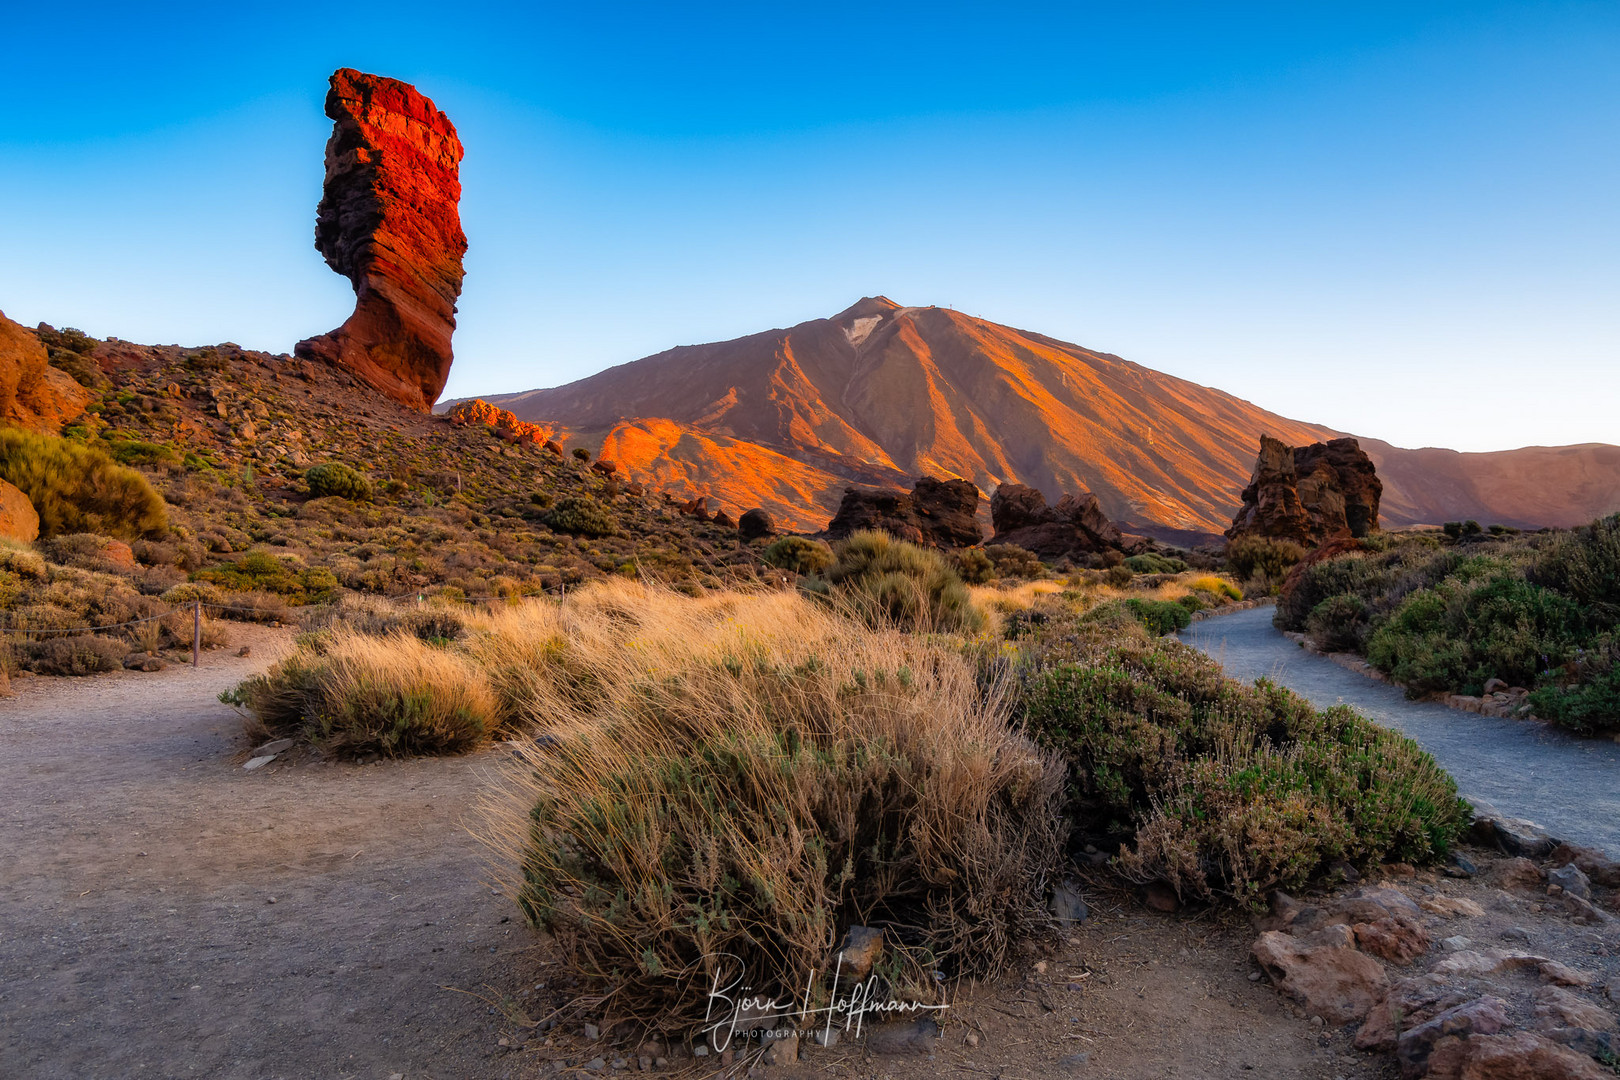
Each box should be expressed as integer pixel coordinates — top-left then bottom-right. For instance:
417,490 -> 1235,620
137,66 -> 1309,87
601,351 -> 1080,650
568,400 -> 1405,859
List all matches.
474,579 -> 1065,1032
229,625 -> 497,756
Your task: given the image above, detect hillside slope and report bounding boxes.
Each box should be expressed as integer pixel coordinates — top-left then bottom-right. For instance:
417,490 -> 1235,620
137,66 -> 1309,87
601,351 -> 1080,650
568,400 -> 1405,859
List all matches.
473,298 -> 1620,537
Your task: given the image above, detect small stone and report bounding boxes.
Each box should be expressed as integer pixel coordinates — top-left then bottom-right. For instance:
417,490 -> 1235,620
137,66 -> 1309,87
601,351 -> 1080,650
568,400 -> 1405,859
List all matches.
1059,1051 -> 1089,1067
693,1044 -> 709,1058
611,1059 -> 628,1070
237,645 -> 252,657
965,1032 -> 980,1047
1549,863 -> 1593,900
1034,961 -> 1049,974
586,1057 -> 605,1072
1050,880 -> 1089,925
584,1023 -> 600,1041
833,925 -> 885,982
1442,936 -> 1472,952
1501,926 -> 1533,945
653,1058 -> 668,1068
254,738 -> 295,756
1143,881 -> 1180,912
1249,971 -> 1263,982
243,754 -> 277,771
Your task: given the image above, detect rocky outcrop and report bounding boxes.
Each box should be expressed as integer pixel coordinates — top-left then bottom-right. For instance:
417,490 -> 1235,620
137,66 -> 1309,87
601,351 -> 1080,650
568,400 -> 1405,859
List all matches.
738,508 -> 776,541
1227,436 -> 1382,547
0,478 -> 39,543
824,477 -> 982,549
989,483 -> 1123,557
445,399 -> 554,445
0,311 -> 89,432
296,69 -> 467,412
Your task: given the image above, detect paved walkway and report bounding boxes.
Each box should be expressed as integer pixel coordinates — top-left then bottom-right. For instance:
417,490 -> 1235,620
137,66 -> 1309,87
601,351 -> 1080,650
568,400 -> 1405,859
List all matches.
1179,606 -> 1620,856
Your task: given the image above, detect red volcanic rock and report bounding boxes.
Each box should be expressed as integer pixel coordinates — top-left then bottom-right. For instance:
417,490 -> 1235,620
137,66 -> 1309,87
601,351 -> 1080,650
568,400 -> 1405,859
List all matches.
990,483 -> 1123,557
445,399 -> 552,444
825,476 -> 982,549
296,69 -> 467,412
1227,436 -> 1381,547
0,311 -> 88,432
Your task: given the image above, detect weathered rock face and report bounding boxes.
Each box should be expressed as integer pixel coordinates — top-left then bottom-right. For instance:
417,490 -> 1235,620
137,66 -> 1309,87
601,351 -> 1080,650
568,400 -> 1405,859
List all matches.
824,476 -> 982,549
445,398 -> 554,445
1226,435 -> 1382,546
296,69 -> 467,412
0,311 -> 89,432
989,483 -> 1123,557
0,478 -> 40,544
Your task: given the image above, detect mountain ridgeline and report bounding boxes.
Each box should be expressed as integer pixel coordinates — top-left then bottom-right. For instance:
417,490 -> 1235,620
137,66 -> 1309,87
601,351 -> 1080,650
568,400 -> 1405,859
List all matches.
460,298 -> 1620,539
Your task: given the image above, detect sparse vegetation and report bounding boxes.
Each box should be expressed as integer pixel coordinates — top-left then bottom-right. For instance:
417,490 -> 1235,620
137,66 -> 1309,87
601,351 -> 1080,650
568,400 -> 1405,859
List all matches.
760,534 -> 833,575
541,493 -> 617,537
1224,535 -> 1305,594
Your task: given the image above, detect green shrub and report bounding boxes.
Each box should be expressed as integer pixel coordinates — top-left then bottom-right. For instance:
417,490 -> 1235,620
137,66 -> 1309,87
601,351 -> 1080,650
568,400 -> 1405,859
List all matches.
1366,572 -> 1580,695
542,494 -> 618,537
821,531 -> 985,633
1225,535 -> 1306,591
1125,552 -> 1187,575
571,447 -> 590,463
1089,598 -> 1191,636
952,547 -> 996,584
1103,563 -> 1134,587
195,552 -> 335,603
1530,642 -> 1620,737
304,462 -> 373,501
23,634 -> 128,675
760,535 -> 834,576
984,543 -> 1043,579
1305,594 -> 1370,652
0,428 -> 167,539
1019,625 -> 1468,907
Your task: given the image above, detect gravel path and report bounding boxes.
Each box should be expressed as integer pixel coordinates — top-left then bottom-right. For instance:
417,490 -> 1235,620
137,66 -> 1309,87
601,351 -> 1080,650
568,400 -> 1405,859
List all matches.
0,629 -> 535,1079
1180,606 -> 1620,856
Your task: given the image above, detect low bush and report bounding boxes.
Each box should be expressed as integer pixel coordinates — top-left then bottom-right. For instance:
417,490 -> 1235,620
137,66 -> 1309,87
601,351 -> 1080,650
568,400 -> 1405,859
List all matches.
1305,593 -> 1370,652
1018,622 -> 1468,907
985,543 -> 1044,579
821,530 -> 985,633
1530,638 -> 1620,736
22,634 -> 128,675
1225,535 -> 1305,593
195,552 -> 338,604
1189,574 -> 1243,602
543,494 -> 617,537
1365,571 -> 1580,695
953,546 -> 996,584
229,626 -> 497,756
304,462 -> 373,502
1125,552 -> 1187,575
1088,597 -> 1192,636
481,581 -> 1063,1032
760,535 -> 833,576
0,428 -> 167,539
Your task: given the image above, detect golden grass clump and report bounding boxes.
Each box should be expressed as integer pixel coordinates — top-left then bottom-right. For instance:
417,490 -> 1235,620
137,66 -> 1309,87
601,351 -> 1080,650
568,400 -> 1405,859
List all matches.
233,626 -> 497,756
476,579 -> 1065,1032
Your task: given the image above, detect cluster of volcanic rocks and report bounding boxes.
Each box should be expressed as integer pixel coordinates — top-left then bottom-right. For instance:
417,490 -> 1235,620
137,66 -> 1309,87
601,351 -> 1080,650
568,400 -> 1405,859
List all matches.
1227,435 -> 1383,547
823,476 -> 1138,557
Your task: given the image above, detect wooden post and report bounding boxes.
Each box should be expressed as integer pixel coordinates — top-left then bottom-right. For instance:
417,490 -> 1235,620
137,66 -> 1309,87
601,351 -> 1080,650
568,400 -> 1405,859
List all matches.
192,601 -> 201,668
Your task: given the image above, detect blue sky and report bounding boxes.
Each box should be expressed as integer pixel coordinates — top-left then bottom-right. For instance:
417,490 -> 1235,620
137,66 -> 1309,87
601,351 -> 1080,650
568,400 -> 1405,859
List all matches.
1,2 -> 1615,452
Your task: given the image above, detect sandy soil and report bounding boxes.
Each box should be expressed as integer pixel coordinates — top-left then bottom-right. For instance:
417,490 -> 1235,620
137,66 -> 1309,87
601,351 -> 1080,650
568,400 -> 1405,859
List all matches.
0,627 -> 536,1079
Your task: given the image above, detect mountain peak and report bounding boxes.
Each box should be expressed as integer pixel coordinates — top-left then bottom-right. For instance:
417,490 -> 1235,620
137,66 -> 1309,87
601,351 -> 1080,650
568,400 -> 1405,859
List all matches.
832,296 -> 901,322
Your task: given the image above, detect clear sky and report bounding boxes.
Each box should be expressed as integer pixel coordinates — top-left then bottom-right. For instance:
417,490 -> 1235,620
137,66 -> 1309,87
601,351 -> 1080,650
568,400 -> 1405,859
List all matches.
1,2 -> 1615,452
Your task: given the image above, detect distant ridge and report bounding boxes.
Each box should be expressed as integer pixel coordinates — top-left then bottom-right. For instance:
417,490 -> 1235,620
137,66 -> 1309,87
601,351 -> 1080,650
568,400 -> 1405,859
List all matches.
451,299 -> 1620,538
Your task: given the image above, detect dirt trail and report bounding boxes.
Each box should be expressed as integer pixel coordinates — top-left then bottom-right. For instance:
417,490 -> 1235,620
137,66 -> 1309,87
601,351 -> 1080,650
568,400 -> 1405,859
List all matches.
0,629 -> 533,1079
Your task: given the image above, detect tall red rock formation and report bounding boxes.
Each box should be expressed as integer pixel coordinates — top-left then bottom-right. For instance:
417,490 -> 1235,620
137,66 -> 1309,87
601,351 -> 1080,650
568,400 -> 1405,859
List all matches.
1226,435 -> 1382,547
0,311 -> 89,432
296,68 -> 466,412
